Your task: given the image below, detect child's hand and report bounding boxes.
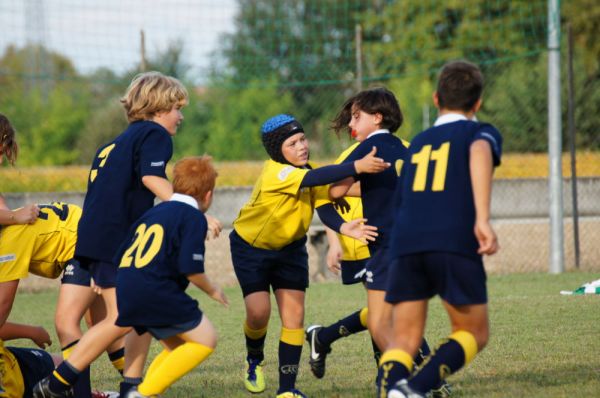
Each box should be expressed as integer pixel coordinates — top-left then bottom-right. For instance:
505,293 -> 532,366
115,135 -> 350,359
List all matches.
354,146 -> 390,174
210,286 -> 229,308
205,215 -> 223,240
13,204 -> 40,224
340,218 -> 378,244
474,219 -> 499,255
30,326 -> 52,349
326,243 -> 342,274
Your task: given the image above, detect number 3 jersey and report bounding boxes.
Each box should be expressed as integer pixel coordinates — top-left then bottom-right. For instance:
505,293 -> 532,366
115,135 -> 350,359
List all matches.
391,115 -> 502,261
115,196 -> 208,328
76,120 -> 173,264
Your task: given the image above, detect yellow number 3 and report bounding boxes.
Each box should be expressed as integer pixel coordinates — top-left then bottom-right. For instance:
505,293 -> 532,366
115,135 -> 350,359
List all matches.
120,223 -> 164,269
411,142 -> 450,192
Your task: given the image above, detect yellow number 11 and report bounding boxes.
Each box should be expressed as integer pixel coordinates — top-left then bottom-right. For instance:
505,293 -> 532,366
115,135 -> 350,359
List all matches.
411,142 -> 450,192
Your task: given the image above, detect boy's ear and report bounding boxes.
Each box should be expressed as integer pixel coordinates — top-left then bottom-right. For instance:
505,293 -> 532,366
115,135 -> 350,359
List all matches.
203,190 -> 213,207
374,112 -> 383,125
473,98 -> 483,113
432,92 -> 440,108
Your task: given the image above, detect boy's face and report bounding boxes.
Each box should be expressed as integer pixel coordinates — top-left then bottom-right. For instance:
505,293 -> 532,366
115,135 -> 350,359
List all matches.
281,132 -> 309,167
152,103 -> 184,136
348,106 -> 382,142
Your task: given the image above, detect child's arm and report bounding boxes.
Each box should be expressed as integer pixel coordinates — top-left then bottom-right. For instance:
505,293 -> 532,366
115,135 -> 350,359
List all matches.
470,140 -> 499,255
316,204 -> 378,244
0,280 -> 19,329
300,146 -> 389,189
0,321 -> 52,349
141,175 -> 174,202
187,273 -> 229,307
0,195 -> 40,225
325,227 -> 342,274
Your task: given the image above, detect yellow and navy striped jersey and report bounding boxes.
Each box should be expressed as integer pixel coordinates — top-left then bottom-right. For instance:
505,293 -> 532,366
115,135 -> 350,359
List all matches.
333,143 -> 370,261
0,202 -> 81,281
233,159 -> 330,250
0,340 -> 25,398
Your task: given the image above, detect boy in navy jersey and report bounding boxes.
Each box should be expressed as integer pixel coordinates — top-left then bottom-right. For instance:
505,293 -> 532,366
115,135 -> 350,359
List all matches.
380,60 -> 502,398
326,88 -> 434,374
117,156 -> 228,397
33,72 -> 191,398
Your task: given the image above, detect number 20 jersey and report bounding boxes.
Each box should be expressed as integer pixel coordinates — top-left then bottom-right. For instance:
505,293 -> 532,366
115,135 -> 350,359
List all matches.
391,120 -> 502,261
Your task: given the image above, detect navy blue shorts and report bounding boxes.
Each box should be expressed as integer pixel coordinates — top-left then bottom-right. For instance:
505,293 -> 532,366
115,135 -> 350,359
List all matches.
365,246 -> 392,291
77,257 -> 118,288
385,252 -> 488,306
341,259 -> 368,285
60,258 -> 91,286
230,230 -> 309,297
139,316 -> 203,340
8,347 -> 54,398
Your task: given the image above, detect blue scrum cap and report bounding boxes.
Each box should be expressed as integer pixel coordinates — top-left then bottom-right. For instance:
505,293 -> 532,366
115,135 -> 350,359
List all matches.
260,114 -> 304,164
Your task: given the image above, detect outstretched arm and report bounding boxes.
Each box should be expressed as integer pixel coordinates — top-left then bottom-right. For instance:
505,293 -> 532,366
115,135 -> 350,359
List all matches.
0,280 -> 19,329
188,273 -> 229,307
0,322 -> 52,348
470,140 -> 498,255
141,175 -> 174,202
0,195 -> 39,225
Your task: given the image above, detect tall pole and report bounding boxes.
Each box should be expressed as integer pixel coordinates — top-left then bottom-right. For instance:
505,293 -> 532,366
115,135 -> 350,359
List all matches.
140,30 -> 147,72
547,0 -> 564,273
355,24 -> 363,92
567,23 -> 580,268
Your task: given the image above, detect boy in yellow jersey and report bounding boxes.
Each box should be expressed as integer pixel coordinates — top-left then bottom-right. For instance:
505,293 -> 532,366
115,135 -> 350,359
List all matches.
0,203 -> 123,397
1,323 -> 61,398
231,114 -> 389,398
305,141 -> 379,380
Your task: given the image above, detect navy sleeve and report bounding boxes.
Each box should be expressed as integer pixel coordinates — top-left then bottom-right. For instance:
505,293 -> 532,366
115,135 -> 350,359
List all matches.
178,212 -> 207,275
139,128 -> 173,178
473,123 -> 503,166
316,203 -> 345,232
300,162 -> 357,188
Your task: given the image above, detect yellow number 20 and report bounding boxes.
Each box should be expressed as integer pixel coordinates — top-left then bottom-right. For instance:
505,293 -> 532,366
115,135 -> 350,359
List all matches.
411,142 -> 450,192
120,223 -> 164,269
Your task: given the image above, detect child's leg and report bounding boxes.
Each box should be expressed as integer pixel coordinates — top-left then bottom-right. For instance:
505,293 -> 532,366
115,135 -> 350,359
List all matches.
119,331 -> 152,396
316,307 -> 368,346
54,283 -> 97,398
47,288 -> 131,394
377,300 -> 427,397
366,289 -> 392,351
243,291 -> 271,361
406,302 -> 488,394
274,288 -> 305,394
88,294 -> 126,375
137,317 -> 216,396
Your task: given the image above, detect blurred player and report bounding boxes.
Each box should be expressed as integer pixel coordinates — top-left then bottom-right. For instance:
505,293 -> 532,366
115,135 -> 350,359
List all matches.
380,60 -> 502,398
116,156 -> 228,397
231,114 -> 388,398
0,113 -> 39,227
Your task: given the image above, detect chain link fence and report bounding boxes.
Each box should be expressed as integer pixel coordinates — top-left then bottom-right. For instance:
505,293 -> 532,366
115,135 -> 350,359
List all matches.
1,1 -> 599,282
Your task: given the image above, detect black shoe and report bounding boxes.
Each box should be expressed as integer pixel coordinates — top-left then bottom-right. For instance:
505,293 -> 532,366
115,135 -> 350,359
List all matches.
305,325 -> 331,379
32,377 -> 74,398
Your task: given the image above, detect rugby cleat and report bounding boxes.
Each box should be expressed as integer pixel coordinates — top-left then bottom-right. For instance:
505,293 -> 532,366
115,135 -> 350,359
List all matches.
305,325 -> 331,379
276,388 -> 307,398
32,377 -> 74,398
125,387 -> 158,397
387,379 -> 426,398
244,357 -> 266,393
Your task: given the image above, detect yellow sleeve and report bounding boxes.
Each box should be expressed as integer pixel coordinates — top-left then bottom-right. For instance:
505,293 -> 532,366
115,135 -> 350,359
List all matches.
261,160 -> 309,195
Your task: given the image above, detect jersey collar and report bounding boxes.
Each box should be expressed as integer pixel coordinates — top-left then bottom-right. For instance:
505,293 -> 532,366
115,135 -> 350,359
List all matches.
170,193 -> 199,209
434,113 -> 470,127
366,129 -> 390,140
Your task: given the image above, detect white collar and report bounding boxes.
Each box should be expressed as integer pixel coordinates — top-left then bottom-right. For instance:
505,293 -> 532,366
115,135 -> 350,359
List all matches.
366,129 -> 390,140
170,193 -> 199,209
434,113 -> 469,127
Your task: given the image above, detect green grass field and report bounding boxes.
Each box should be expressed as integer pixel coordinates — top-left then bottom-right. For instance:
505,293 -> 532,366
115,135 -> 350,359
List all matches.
7,272 -> 600,397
